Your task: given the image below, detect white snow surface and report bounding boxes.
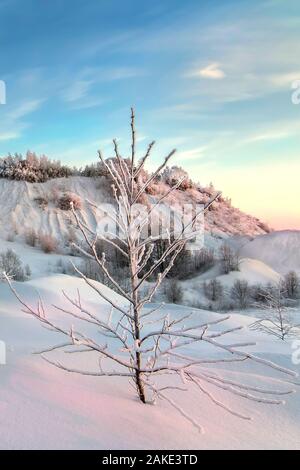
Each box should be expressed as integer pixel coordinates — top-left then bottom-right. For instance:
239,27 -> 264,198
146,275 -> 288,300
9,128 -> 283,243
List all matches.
0,178 -> 299,449
181,258 -> 282,307
239,230 -> 300,275
0,272 -> 299,449
0,176 -> 269,247
0,177 -> 107,244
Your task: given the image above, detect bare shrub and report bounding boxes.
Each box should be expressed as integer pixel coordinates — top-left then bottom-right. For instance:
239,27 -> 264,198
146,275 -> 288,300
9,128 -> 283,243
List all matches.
64,227 -> 78,247
251,283 -> 270,303
6,233 -> 15,242
165,279 -> 183,303
80,258 -> 130,293
0,249 -> 28,281
48,186 -> 60,205
282,271 -> 300,299
25,228 -> 38,247
250,284 -> 300,340
162,166 -> 193,190
39,233 -> 58,253
219,244 -> 240,274
203,279 -> 224,302
34,196 -> 48,209
145,181 -> 158,195
25,264 -> 32,278
194,248 -> 215,273
231,279 -> 250,309
54,258 -> 77,275
58,192 -> 82,211
144,240 -> 215,280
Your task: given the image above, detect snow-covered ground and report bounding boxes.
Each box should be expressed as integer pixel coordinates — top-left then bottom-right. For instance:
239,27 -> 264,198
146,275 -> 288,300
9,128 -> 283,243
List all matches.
0,179 -> 300,449
239,230 -> 300,275
181,258 -> 282,307
0,270 -> 300,449
180,230 -> 300,307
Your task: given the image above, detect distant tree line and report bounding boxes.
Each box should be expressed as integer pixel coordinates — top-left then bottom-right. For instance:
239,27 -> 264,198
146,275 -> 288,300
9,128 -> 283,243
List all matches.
0,152 -> 75,182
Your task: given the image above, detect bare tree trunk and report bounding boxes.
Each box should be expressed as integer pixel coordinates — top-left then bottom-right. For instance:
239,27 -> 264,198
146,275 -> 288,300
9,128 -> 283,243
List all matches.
131,252 -> 146,403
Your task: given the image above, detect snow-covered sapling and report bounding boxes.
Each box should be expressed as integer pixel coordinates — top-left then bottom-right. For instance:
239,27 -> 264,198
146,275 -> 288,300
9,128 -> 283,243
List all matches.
250,284 -> 300,340
5,110 -> 298,432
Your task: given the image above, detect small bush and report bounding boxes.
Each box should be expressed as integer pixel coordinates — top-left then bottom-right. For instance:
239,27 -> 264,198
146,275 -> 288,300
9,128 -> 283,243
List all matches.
165,279 -> 183,304
34,197 -> 48,209
65,227 -> 77,245
203,279 -> 224,302
282,271 -> 300,299
161,166 -> 193,190
25,228 -> 38,247
24,264 -> 32,277
0,249 -> 29,281
39,233 -> 58,253
251,283 -> 269,303
6,233 -> 15,242
48,187 -> 60,205
55,258 -> 73,275
58,193 -> 81,211
219,244 -> 239,274
231,279 -> 250,309
80,258 -> 131,293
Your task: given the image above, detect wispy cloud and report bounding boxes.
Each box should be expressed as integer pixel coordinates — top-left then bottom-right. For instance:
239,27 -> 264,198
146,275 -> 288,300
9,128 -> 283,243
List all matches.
175,146 -> 207,162
269,71 -> 300,87
63,80 -> 93,103
68,97 -> 105,110
0,131 -> 20,141
238,120 -> 300,146
0,98 -> 44,144
242,131 -> 291,144
188,63 -> 225,80
61,66 -> 142,105
8,99 -> 44,120
175,12 -> 300,103
98,66 -> 142,81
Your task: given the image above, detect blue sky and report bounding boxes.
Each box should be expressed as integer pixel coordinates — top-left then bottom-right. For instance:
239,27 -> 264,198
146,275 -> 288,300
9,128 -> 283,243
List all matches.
0,0 -> 300,228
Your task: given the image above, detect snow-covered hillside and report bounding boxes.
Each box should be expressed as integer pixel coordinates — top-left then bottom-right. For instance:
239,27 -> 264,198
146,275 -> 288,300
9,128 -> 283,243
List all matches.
0,177 -> 107,244
181,258 -> 282,306
0,176 -> 270,248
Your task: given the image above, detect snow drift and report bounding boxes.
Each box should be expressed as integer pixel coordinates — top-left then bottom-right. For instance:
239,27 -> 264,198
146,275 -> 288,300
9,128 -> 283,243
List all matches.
0,274 -> 299,449
240,230 -> 300,274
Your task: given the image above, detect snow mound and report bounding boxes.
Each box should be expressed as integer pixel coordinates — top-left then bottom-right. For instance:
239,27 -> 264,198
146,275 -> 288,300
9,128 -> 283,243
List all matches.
27,274 -> 127,310
217,258 -> 281,287
187,258 -> 281,291
240,230 -> 300,274
181,257 -> 281,307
